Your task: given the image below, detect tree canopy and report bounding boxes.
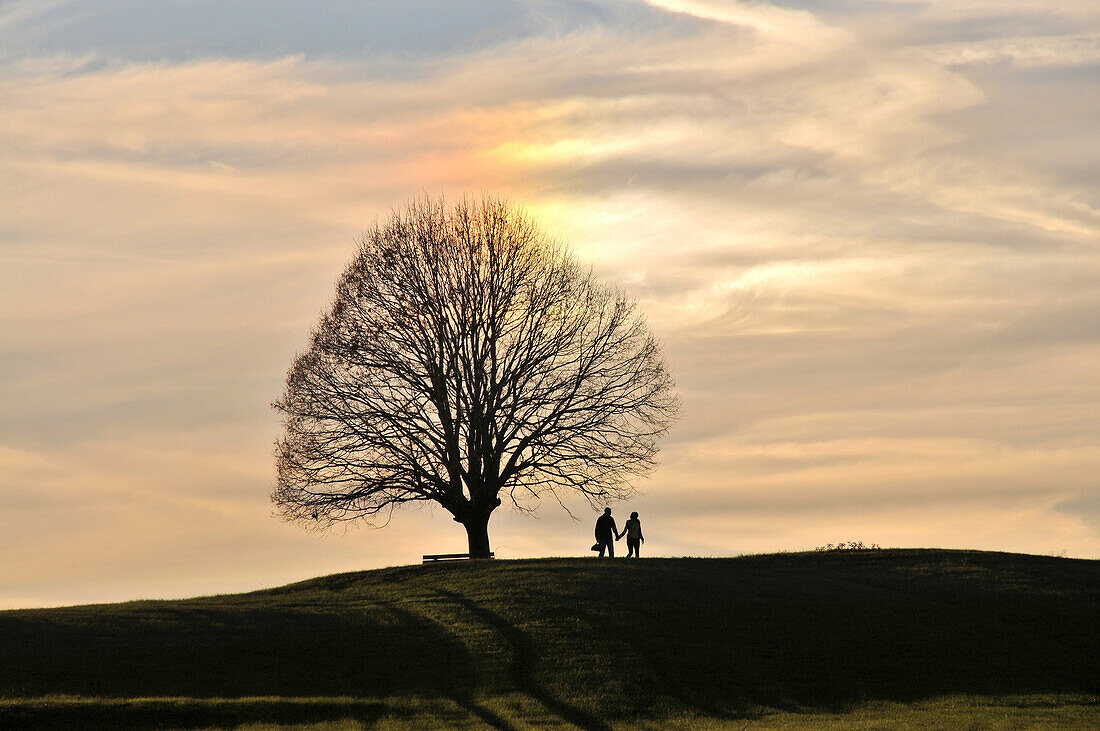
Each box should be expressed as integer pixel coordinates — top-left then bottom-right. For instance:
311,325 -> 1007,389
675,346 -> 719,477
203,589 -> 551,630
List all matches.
273,196 -> 678,556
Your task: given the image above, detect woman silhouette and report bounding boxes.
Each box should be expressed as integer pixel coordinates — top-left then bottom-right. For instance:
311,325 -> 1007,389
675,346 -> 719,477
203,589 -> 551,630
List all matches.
621,511 -> 644,558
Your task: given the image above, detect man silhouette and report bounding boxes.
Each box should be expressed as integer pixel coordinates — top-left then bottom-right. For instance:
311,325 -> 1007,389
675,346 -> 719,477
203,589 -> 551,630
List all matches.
594,507 -> 618,557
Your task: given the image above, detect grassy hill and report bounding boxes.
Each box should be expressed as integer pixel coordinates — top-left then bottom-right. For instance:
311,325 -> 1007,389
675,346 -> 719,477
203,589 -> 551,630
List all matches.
1,549 -> 1097,729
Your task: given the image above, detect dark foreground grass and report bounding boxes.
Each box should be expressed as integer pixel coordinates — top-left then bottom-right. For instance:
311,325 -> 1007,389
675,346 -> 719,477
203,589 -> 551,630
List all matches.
1,549 -> 1097,728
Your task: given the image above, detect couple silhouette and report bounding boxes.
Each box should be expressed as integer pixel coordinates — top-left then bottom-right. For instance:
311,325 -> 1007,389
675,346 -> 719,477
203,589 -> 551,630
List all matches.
592,507 -> 644,558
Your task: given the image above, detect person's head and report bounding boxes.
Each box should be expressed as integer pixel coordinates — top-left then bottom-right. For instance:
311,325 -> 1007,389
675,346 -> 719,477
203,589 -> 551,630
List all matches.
604,507 -> 612,515
630,511 -> 639,520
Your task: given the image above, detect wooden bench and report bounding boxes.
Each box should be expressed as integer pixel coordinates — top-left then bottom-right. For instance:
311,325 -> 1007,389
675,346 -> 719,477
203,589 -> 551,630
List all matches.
422,552 -> 495,563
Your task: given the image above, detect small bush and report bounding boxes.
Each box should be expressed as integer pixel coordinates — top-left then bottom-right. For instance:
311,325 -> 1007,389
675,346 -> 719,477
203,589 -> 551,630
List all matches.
815,541 -> 881,552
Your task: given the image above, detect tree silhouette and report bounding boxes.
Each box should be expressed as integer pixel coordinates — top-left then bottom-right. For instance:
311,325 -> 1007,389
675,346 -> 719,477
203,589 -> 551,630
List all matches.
273,196 -> 678,557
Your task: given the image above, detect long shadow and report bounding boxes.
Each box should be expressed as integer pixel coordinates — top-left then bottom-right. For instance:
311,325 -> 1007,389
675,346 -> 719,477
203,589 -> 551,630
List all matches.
0,602 -> 467,700
573,553 -> 1100,714
0,698 -> 386,731
452,698 -> 514,731
434,589 -> 612,731
561,603 -> 762,722
379,602 -> 514,731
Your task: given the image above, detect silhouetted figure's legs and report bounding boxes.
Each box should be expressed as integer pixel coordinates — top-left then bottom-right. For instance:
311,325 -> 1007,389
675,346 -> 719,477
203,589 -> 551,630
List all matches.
596,539 -> 614,557
627,538 -> 640,557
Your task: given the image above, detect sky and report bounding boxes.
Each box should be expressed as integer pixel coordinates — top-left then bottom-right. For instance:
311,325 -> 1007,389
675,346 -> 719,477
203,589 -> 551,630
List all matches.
2,0 -> 1099,609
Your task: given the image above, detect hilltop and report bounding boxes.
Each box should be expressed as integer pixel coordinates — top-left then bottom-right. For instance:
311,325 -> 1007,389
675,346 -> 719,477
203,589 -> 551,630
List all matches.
1,549 -> 1097,728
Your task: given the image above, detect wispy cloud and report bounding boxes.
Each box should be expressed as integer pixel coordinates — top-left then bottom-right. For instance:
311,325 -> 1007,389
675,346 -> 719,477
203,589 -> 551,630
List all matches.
1,0 -> 1098,607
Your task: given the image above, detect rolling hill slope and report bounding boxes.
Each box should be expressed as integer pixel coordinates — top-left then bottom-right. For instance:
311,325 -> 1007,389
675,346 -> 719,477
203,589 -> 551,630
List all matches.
1,549 -> 1097,728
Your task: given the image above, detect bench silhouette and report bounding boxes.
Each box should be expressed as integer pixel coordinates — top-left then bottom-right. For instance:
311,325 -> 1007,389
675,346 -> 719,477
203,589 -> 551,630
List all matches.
422,552 -> 495,563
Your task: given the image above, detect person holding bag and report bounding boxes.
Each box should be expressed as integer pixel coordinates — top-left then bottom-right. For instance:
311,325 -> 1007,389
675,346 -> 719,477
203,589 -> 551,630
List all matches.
591,507 -> 618,557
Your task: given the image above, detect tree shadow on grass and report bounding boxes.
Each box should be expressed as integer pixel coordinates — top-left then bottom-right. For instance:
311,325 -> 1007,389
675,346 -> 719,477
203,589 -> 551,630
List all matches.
0,603 -> 469,700
573,555 -> 1100,716
378,601 -> 513,731
433,589 -> 612,731
1,596 -> 526,730
0,698 -> 386,731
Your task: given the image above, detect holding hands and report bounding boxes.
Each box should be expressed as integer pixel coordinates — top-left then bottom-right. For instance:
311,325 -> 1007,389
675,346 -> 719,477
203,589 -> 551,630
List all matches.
595,508 -> 643,556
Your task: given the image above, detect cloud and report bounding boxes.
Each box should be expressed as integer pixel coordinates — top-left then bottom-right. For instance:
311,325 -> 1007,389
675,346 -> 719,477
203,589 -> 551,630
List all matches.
920,34 -> 1100,69
641,0 -> 845,43
1,0 -> 1099,607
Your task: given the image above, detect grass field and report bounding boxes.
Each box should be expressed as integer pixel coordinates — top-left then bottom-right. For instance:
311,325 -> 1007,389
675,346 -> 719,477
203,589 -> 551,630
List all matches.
1,549 -> 1097,728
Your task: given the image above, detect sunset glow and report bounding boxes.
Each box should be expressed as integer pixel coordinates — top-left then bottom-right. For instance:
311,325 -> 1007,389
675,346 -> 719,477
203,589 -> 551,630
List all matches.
2,0 -> 1099,608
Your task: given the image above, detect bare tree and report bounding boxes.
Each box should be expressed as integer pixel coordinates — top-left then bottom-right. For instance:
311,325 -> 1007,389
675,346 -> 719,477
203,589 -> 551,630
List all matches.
273,196 -> 679,557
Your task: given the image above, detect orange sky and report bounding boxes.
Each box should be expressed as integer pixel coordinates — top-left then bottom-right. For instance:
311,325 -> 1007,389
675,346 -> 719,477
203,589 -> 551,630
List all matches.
2,0 -> 1099,608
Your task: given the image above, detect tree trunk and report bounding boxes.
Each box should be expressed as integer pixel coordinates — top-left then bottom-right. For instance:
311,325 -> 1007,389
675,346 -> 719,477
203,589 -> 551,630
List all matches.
463,513 -> 493,558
